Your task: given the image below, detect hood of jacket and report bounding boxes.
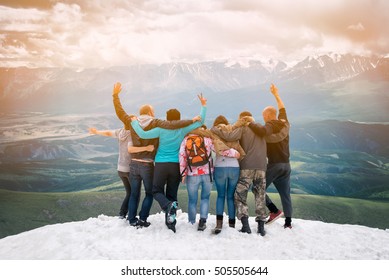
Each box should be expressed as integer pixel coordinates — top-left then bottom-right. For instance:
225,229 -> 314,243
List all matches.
137,115 -> 154,129
117,128 -> 132,141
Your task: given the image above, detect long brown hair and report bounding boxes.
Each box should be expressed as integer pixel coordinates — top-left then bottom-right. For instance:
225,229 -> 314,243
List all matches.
213,115 -> 229,127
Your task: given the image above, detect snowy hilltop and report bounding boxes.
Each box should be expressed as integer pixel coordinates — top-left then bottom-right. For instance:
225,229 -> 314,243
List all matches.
0,211 -> 388,260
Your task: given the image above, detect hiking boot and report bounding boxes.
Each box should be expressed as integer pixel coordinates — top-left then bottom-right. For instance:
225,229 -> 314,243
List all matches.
239,216 -> 251,234
118,214 -> 126,219
138,219 -> 151,228
228,218 -> 236,228
266,210 -> 283,225
129,218 -> 139,227
257,221 -> 266,236
198,218 -> 207,231
212,216 -> 223,234
166,201 -> 178,224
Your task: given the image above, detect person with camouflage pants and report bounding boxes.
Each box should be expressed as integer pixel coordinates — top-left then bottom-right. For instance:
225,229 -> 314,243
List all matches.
235,169 -> 267,231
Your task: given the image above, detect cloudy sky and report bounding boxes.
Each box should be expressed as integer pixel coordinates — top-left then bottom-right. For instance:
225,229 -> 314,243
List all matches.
0,0 -> 388,68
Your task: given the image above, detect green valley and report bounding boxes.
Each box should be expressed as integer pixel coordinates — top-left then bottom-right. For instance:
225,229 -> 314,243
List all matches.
1,189 -> 387,239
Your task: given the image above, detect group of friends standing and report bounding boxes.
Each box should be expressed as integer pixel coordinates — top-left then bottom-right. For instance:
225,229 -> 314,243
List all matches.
89,83 -> 292,236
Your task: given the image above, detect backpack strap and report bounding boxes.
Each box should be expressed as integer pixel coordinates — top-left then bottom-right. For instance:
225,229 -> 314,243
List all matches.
185,137 -> 193,172
207,151 -> 213,182
180,167 -> 187,178
200,137 -> 213,182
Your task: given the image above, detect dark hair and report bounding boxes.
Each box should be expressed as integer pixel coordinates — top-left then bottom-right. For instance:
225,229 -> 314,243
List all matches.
239,111 -> 252,119
213,115 -> 229,127
166,108 -> 181,121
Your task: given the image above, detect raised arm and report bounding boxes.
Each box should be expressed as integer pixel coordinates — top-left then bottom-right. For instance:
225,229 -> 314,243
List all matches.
112,82 -> 133,129
180,93 -> 207,135
88,127 -> 114,137
270,83 -> 285,111
131,120 -> 161,139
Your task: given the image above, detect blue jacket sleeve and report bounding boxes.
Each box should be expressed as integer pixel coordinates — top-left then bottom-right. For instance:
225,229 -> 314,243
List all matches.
181,106 -> 207,135
131,120 -> 161,139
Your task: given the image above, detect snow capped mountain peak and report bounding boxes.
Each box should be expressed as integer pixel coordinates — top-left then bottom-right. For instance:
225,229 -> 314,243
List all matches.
261,58 -> 288,73
224,57 -> 252,68
0,53 -> 387,113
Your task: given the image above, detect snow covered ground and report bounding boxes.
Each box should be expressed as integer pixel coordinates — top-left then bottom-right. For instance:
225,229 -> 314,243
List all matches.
0,211 -> 388,260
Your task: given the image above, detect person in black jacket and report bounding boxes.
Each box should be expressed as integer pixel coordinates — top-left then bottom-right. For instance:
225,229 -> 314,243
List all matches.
249,84 -> 292,229
112,82 -> 196,228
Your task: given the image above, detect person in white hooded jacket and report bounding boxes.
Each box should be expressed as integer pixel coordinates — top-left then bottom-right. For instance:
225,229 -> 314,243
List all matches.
88,127 -> 153,219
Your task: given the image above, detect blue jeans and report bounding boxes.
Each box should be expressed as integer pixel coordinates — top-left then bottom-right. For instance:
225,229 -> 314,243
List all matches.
214,167 -> 239,219
128,160 -> 154,223
186,174 -> 212,224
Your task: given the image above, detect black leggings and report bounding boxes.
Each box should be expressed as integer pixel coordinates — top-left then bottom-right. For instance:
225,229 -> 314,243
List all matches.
152,162 -> 181,211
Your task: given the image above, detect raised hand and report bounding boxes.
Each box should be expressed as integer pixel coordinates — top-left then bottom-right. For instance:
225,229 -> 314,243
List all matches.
197,93 -> 207,106
113,82 -> 122,95
270,83 -> 278,96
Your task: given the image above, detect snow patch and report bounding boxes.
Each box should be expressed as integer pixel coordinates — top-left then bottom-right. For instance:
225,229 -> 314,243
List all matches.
0,213 -> 388,260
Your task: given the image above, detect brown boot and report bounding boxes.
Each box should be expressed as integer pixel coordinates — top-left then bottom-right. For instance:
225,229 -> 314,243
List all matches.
212,215 -> 223,234
228,218 -> 236,228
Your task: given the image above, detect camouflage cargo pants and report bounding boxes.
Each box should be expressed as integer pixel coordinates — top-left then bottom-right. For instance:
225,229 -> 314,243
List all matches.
234,169 -> 267,221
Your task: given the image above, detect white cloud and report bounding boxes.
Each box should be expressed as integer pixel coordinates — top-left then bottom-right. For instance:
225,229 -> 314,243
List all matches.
0,0 -> 388,68
347,22 -> 365,31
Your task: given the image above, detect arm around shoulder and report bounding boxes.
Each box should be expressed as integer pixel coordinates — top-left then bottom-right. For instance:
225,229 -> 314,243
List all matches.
131,120 -> 161,139
211,126 -> 242,141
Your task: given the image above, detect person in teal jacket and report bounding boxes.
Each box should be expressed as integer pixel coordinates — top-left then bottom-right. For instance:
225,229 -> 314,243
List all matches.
131,94 -> 207,233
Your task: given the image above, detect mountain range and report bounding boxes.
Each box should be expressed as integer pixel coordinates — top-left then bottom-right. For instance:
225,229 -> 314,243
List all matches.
1,53 -> 388,122
0,53 -> 388,196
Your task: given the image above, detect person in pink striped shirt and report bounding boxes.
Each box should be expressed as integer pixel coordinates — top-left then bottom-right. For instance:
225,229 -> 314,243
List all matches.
179,126 -> 240,231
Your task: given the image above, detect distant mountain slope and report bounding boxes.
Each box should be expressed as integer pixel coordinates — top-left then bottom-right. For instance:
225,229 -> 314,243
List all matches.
291,120 -> 389,156
1,54 -> 388,122
0,113 -> 388,196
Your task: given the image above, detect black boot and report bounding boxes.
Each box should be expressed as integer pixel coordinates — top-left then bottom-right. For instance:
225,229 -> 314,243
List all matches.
257,220 -> 266,236
284,217 -> 292,229
228,218 -> 236,228
198,218 -> 207,231
239,216 -> 251,234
